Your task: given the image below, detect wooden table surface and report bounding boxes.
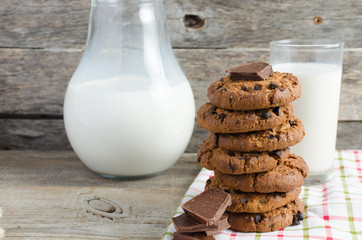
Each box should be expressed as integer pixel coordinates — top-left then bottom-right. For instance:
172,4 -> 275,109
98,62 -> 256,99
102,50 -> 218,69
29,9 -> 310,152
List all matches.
0,151 -> 200,240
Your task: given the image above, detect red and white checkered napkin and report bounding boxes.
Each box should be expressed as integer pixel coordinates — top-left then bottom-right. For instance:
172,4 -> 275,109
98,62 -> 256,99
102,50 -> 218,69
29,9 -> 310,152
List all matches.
162,150 -> 362,240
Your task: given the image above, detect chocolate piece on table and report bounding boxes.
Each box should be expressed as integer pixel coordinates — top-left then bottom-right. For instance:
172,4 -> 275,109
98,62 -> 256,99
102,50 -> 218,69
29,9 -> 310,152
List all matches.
226,62 -> 273,81
181,188 -> 231,225
172,213 -> 218,233
205,213 -> 230,235
172,213 -> 230,235
173,232 -> 215,240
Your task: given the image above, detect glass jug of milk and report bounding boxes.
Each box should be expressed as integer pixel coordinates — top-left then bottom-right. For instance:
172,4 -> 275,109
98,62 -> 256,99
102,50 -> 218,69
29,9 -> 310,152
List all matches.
63,0 -> 195,178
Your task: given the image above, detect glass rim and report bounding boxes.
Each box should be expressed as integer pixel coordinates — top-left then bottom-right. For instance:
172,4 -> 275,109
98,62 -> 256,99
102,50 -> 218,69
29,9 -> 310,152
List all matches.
270,39 -> 344,49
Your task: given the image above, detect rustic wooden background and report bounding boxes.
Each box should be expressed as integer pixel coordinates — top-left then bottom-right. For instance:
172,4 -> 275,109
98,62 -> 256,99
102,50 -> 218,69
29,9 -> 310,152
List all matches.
1,0 -> 362,152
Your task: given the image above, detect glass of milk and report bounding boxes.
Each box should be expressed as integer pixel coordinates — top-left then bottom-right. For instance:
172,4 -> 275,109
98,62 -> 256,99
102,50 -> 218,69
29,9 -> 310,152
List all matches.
63,0 -> 195,178
270,39 -> 344,186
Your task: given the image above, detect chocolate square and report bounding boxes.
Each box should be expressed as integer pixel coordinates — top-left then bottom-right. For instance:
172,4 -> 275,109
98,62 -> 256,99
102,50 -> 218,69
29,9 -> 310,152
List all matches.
226,62 -> 273,81
181,188 -> 231,225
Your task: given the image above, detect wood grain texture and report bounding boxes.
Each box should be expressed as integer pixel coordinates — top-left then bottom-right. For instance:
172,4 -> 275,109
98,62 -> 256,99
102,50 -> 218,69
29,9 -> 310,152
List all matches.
0,119 -> 361,151
1,0 -> 362,150
0,48 -> 81,115
1,48 -> 361,120
0,119 -> 71,150
0,0 -> 89,49
0,151 -> 201,239
1,0 -> 362,48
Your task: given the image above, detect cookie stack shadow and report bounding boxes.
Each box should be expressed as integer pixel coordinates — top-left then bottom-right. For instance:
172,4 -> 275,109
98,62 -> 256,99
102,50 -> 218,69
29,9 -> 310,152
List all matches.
196,62 -> 309,232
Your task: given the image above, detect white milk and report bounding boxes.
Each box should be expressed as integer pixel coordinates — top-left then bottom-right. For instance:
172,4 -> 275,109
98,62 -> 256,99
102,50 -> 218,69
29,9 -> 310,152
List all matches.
63,76 -> 195,176
273,63 -> 342,173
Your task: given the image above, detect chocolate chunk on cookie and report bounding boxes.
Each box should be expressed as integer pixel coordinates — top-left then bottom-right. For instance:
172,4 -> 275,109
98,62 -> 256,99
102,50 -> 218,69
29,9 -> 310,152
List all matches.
197,139 -> 290,174
205,179 -> 301,213
213,154 -> 309,193
208,72 -> 301,110
196,103 -> 293,133
226,62 -> 273,81
228,198 -> 304,232
209,116 -> 304,152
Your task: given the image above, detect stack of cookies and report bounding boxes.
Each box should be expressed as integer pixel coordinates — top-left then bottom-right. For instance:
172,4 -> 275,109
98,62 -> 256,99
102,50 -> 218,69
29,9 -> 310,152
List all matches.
196,62 -> 309,232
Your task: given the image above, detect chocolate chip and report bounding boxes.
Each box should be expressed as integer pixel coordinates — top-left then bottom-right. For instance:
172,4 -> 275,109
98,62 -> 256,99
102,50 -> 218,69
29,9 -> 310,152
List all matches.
242,198 -> 248,203
220,88 -> 227,92
230,165 -> 237,171
272,107 -> 280,116
296,211 -> 304,221
219,77 -> 223,81
279,87 -> 285,91
253,85 -> 262,90
292,216 -> 300,226
228,151 -> 235,157
289,120 -> 297,126
226,62 -> 273,81
254,215 -> 262,224
271,150 -> 281,157
283,75 -> 289,78
269,224 -> 275,229
259,199 -> 267,204
210,106 -> 217,115
229,96 -> 233,103
268,129 -> 273,132
293,81 -> 298,85
267,134 -> 275,139
219,113 -> 227,121
261,112 -> 272,119
197,157 -> 201,162
216,85 -> 222,90
269,82 -> 278,89
236,120 -> 240,124
241,86 -> 247,91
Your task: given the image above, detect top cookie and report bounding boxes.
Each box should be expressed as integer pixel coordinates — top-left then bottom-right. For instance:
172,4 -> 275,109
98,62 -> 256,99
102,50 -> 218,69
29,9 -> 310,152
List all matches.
208,72 -> 301,111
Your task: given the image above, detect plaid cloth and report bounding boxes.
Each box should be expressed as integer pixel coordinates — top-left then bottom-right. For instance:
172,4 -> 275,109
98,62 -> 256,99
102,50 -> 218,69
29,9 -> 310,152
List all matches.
162,150 -> 362,240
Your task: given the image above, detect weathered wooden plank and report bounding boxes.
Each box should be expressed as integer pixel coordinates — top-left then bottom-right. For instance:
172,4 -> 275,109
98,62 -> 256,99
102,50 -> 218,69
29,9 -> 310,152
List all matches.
0,0 -> 89,49
0,119 -> 71,150
0,48 -> 81,115
0,119 -> 361,151
336,121 -> 362,150
0,0 -> 362,49
0,151 -> 201,239
166,0 -> 362,49
0,48 -> 361,120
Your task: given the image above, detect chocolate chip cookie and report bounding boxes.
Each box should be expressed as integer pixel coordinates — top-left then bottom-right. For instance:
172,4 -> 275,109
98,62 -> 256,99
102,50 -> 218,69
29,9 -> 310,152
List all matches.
196,103 -> 293,133
197,139 -> 290,174
205,178 -> 301,213
213,154 -> 308,193
208,72 -> 301,111
228,198 -> 305,232
209,116 -> 304,152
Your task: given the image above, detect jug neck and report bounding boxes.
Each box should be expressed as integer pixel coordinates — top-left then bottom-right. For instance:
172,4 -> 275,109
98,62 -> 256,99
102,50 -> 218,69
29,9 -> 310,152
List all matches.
71,0 -> 187,87
86,0 -> 169,50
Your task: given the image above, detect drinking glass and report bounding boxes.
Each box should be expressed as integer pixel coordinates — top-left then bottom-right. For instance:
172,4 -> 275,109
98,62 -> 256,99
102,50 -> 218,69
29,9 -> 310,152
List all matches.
270,39 -> 344,185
